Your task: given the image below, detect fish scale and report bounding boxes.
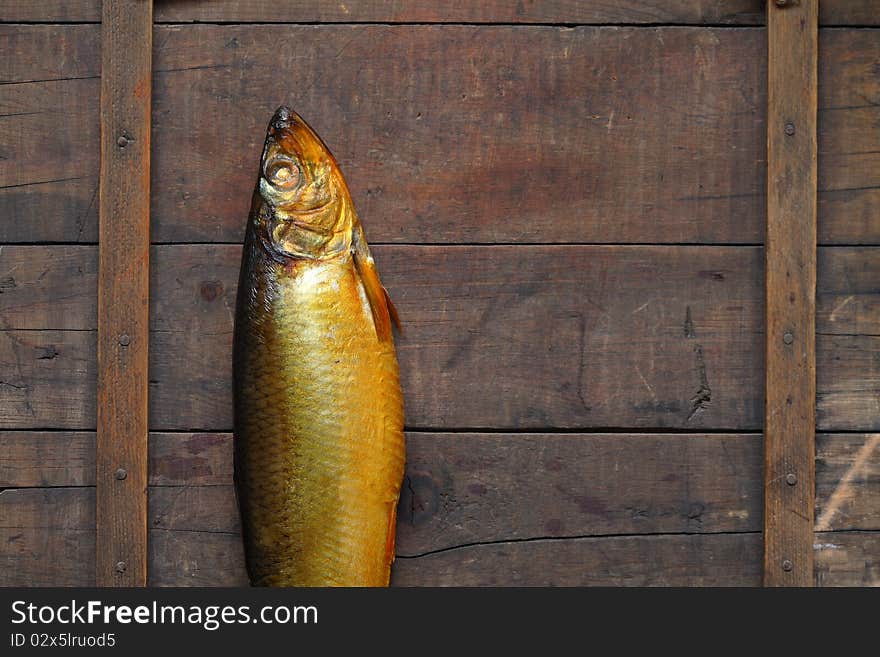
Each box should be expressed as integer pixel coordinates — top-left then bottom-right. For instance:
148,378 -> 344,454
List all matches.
233,108 -> 405,587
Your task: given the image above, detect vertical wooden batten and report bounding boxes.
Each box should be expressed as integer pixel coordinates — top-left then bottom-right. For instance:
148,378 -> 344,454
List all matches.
764,0 -> 818,586
96,0 -> 153,586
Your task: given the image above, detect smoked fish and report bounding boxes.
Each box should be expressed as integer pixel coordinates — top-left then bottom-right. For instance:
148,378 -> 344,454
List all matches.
233,106 -> 405,586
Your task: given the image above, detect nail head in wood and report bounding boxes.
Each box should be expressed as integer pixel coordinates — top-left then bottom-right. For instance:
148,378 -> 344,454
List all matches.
117,134 -> 130,148
782,330 -> 794,345
118,333 -> 131,347
785,473 -> 797,486
114,468 -> 127,481
115,561 -> 127,574
774,0 -> 789,6
784,122 -> 795,136
782,559 -> 793,572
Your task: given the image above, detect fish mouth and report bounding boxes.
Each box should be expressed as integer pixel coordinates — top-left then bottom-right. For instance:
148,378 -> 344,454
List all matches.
275,198 -> 335,235
270,105 -> 295,131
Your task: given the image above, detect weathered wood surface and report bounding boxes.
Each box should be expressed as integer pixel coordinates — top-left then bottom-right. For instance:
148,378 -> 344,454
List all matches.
1,1 -> 875,26
814,532 -> 880,587
5,432 -> 875,531
95,0 -> 152,587
5,244 -> 759,429
4,431 -> 875,528
2,26 -> 878,245
0,487 -> 97,587
763,0 -> 817,587
815,433 -> 880,533
1,432 -> 876,586
2,245 -> 878,431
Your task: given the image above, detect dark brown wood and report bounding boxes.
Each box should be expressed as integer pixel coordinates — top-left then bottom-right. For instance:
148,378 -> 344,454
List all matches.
814,532 -> 880,586
0,1 -> 101,22
96,0 -> 152,587
3,430 -> 874,528
392,533 -> 764,586
0,487 -> 96,587
2,431 -> 875,586
764,0 -> 818,587
818,29 -> 880,245
153,0 -> 767,24
0,329 -> 96,428
149,244 -> 765,430
2,245 -> 878,431
815,433 -> 880,532
0,432 -> 95,487
3,26 -> 878,245
2,1 -> 874,26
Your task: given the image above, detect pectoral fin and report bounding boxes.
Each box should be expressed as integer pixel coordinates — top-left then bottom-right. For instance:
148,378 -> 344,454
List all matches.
352,221 -> 400,342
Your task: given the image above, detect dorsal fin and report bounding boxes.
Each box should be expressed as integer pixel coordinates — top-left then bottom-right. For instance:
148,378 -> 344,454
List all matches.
351,220 -> 399,342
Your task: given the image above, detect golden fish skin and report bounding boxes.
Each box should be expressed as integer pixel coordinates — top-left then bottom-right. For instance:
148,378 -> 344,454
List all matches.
233,107 -> 404,586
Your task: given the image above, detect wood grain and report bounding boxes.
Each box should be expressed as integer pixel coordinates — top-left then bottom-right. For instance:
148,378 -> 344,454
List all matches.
764,0 -> 817,587
1,245 -> 877,431
1,1 -> 875,26
814,531 -> 880,587
0,329 -> 96,428
816,433 -> 880,533
2,26 -> 878,245
0,487 -> 96,587
149,244 -> 764,430
96,0 -> 152,587
3,431 -> 875,530
2,431 -> 874,586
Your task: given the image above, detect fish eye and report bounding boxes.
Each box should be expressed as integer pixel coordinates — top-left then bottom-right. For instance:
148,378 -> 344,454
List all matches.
264,157 -> 300,189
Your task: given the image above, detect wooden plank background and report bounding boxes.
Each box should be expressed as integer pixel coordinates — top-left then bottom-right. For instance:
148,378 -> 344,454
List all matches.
0,3 -> 877,586
94,0 -> 152,587
763,0 -> 818,586
0,1 -> 877,26
2,26 -> 879,245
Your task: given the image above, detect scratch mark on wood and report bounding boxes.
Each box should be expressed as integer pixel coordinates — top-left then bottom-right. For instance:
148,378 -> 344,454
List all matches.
634,364 -> 657,401
829,295 -> 854,322
631,300 -> 651,314
815,434 -> 879,531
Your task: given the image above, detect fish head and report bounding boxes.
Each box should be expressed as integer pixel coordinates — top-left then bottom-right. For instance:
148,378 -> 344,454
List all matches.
255,106 -> 353,259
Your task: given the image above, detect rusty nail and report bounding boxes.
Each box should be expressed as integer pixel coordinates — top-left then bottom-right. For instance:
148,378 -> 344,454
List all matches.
116,561 -> 127,574
117,135 -> 129,148
114,468 -> 127,481
782,559 -> 793,572
784,122 -> 795,136
118,334 -> 131,347
786,473 -> 797,486
783,331 -> 794,345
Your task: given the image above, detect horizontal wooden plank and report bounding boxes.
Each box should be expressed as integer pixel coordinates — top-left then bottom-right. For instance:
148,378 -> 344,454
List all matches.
814,531 -> 880,587
149,25 -> 765,245
0,431 -> 95,486
141,434 -> 765,551
0,488 -> 761,586
2,245 -> 878,431
816,334 -> 880,432
2,431 -> 876,585
3,432 -> 875,533
817,247 -> 880,337
2,26 -> 878,245
0,329 -> 96,429
391,533 -> 763,586
2,1 -> 874,26
815,433 -> 879,532
0,487 -> 95,587
0,246 -> 761,430
0,1 -> 101,22
161,1 -> 766,25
